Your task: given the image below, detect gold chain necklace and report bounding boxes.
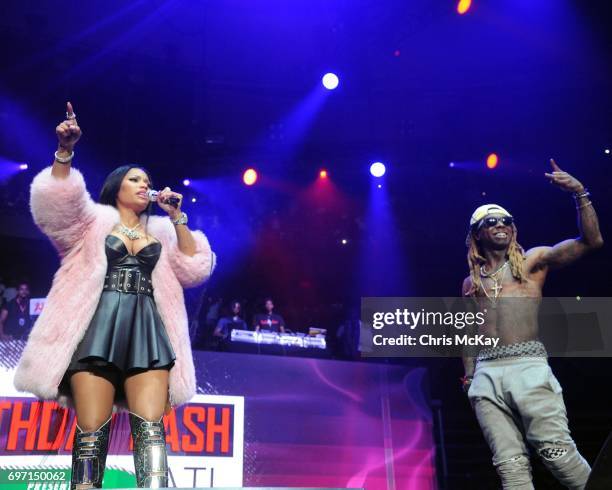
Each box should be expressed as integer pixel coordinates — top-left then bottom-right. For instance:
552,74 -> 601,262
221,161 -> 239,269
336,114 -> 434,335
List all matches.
480,261 -> 508,301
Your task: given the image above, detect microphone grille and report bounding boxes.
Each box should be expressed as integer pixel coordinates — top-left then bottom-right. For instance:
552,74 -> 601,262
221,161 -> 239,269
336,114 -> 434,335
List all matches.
146,189 -> 159,202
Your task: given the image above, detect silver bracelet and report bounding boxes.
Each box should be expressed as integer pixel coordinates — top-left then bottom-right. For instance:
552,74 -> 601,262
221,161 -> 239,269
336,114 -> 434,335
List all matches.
171,212 -> 188,226
54,150 -> 74,164
573,188 -> 590,201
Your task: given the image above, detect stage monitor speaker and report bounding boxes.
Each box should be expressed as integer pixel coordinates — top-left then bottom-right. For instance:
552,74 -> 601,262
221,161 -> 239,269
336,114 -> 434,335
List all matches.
586,430 -> 612,489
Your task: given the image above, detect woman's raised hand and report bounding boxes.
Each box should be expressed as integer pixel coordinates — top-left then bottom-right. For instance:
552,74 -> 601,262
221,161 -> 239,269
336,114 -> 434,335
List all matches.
56,101 -> 82,151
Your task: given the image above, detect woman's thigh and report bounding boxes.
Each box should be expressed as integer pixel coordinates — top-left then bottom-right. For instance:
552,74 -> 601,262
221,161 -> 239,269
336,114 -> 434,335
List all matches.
70,369 -> 118,432
124,368 -> 170,421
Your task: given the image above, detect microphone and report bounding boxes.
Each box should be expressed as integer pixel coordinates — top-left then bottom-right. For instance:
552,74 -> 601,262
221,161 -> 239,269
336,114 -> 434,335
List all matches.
147,189 -> 180,208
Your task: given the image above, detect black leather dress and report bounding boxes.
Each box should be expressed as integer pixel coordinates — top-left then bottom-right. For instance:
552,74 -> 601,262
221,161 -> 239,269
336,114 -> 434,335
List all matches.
65,235 -> 176,375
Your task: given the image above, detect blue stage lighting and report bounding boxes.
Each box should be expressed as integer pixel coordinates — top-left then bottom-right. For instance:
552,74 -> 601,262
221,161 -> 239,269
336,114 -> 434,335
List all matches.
322,73 -> 339,90
370,162 -> 386,177
183,179 -> 191,186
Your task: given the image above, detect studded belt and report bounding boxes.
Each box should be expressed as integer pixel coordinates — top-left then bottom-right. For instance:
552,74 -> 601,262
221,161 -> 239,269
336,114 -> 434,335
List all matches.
103,268 -> 153,296
477,339 -> 547,362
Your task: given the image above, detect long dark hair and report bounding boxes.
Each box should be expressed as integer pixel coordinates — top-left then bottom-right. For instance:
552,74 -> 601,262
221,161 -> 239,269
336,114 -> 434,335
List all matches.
98,165 -> 153,216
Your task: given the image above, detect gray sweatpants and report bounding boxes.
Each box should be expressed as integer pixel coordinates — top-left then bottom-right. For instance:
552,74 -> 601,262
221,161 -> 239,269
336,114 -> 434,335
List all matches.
468,357 -> 591,489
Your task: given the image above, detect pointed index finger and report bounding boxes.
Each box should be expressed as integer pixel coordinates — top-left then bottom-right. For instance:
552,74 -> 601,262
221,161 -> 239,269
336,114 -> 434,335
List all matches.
549,158 -> 562,172
66,101 -> 77,121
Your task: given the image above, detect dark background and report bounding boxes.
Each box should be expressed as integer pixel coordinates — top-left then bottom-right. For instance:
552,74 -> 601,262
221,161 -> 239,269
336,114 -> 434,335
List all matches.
1,1 -> 611,488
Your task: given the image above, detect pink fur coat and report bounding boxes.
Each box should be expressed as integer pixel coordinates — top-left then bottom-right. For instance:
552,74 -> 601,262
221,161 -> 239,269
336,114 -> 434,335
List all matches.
13,167 -> 215,409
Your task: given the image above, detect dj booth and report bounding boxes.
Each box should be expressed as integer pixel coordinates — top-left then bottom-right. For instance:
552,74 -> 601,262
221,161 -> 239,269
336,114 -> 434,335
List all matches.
230,328 -> 327,349
214,328 -> 331,358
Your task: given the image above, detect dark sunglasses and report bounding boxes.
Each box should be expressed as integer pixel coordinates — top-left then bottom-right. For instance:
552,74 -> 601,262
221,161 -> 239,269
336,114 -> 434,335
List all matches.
479,216 -> 514,229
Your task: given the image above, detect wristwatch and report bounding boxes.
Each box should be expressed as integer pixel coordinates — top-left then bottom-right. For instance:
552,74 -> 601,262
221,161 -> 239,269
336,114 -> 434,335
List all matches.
171,212 -> 188,226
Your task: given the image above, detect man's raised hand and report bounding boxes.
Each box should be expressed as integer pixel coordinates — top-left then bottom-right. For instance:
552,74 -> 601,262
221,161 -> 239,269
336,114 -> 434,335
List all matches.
545,159 -> 584,194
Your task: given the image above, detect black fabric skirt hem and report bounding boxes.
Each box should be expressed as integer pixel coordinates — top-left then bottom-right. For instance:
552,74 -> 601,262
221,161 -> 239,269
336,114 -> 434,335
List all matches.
66,355 -> 175,373
58,357 -> 176,403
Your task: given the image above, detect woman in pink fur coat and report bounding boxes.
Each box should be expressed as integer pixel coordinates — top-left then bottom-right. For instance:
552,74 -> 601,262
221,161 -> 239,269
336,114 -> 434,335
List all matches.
14,103 -> 215,489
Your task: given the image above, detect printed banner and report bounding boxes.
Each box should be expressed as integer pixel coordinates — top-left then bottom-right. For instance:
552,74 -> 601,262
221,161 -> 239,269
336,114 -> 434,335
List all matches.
0,341 -> 244,489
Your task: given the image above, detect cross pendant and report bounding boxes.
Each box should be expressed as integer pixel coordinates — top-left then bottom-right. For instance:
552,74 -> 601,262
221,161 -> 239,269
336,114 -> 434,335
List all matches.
491,281 -> 503,298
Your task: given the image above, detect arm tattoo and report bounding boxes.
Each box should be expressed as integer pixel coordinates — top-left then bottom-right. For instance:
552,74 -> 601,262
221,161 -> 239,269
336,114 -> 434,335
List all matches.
578,201 -> 603,248
542,200 -> 603,269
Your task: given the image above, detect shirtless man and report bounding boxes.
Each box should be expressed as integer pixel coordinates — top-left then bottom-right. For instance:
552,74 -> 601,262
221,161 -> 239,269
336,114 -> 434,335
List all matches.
462,159 -> 603,489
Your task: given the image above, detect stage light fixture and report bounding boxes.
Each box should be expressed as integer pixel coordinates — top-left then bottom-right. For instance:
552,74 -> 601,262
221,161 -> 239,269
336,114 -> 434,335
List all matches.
19,163 -> 28,170
370,162 -> 386,177
243,168 -> 258,186
322,73 -> 339,90
457,0 -> 472,15
486,153 -> 499,169
319,169 -> 328,179
183,179 -> 191,186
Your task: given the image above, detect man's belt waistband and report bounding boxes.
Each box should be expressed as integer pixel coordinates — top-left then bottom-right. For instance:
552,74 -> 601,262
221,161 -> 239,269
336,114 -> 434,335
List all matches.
477,340 -> 547,362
